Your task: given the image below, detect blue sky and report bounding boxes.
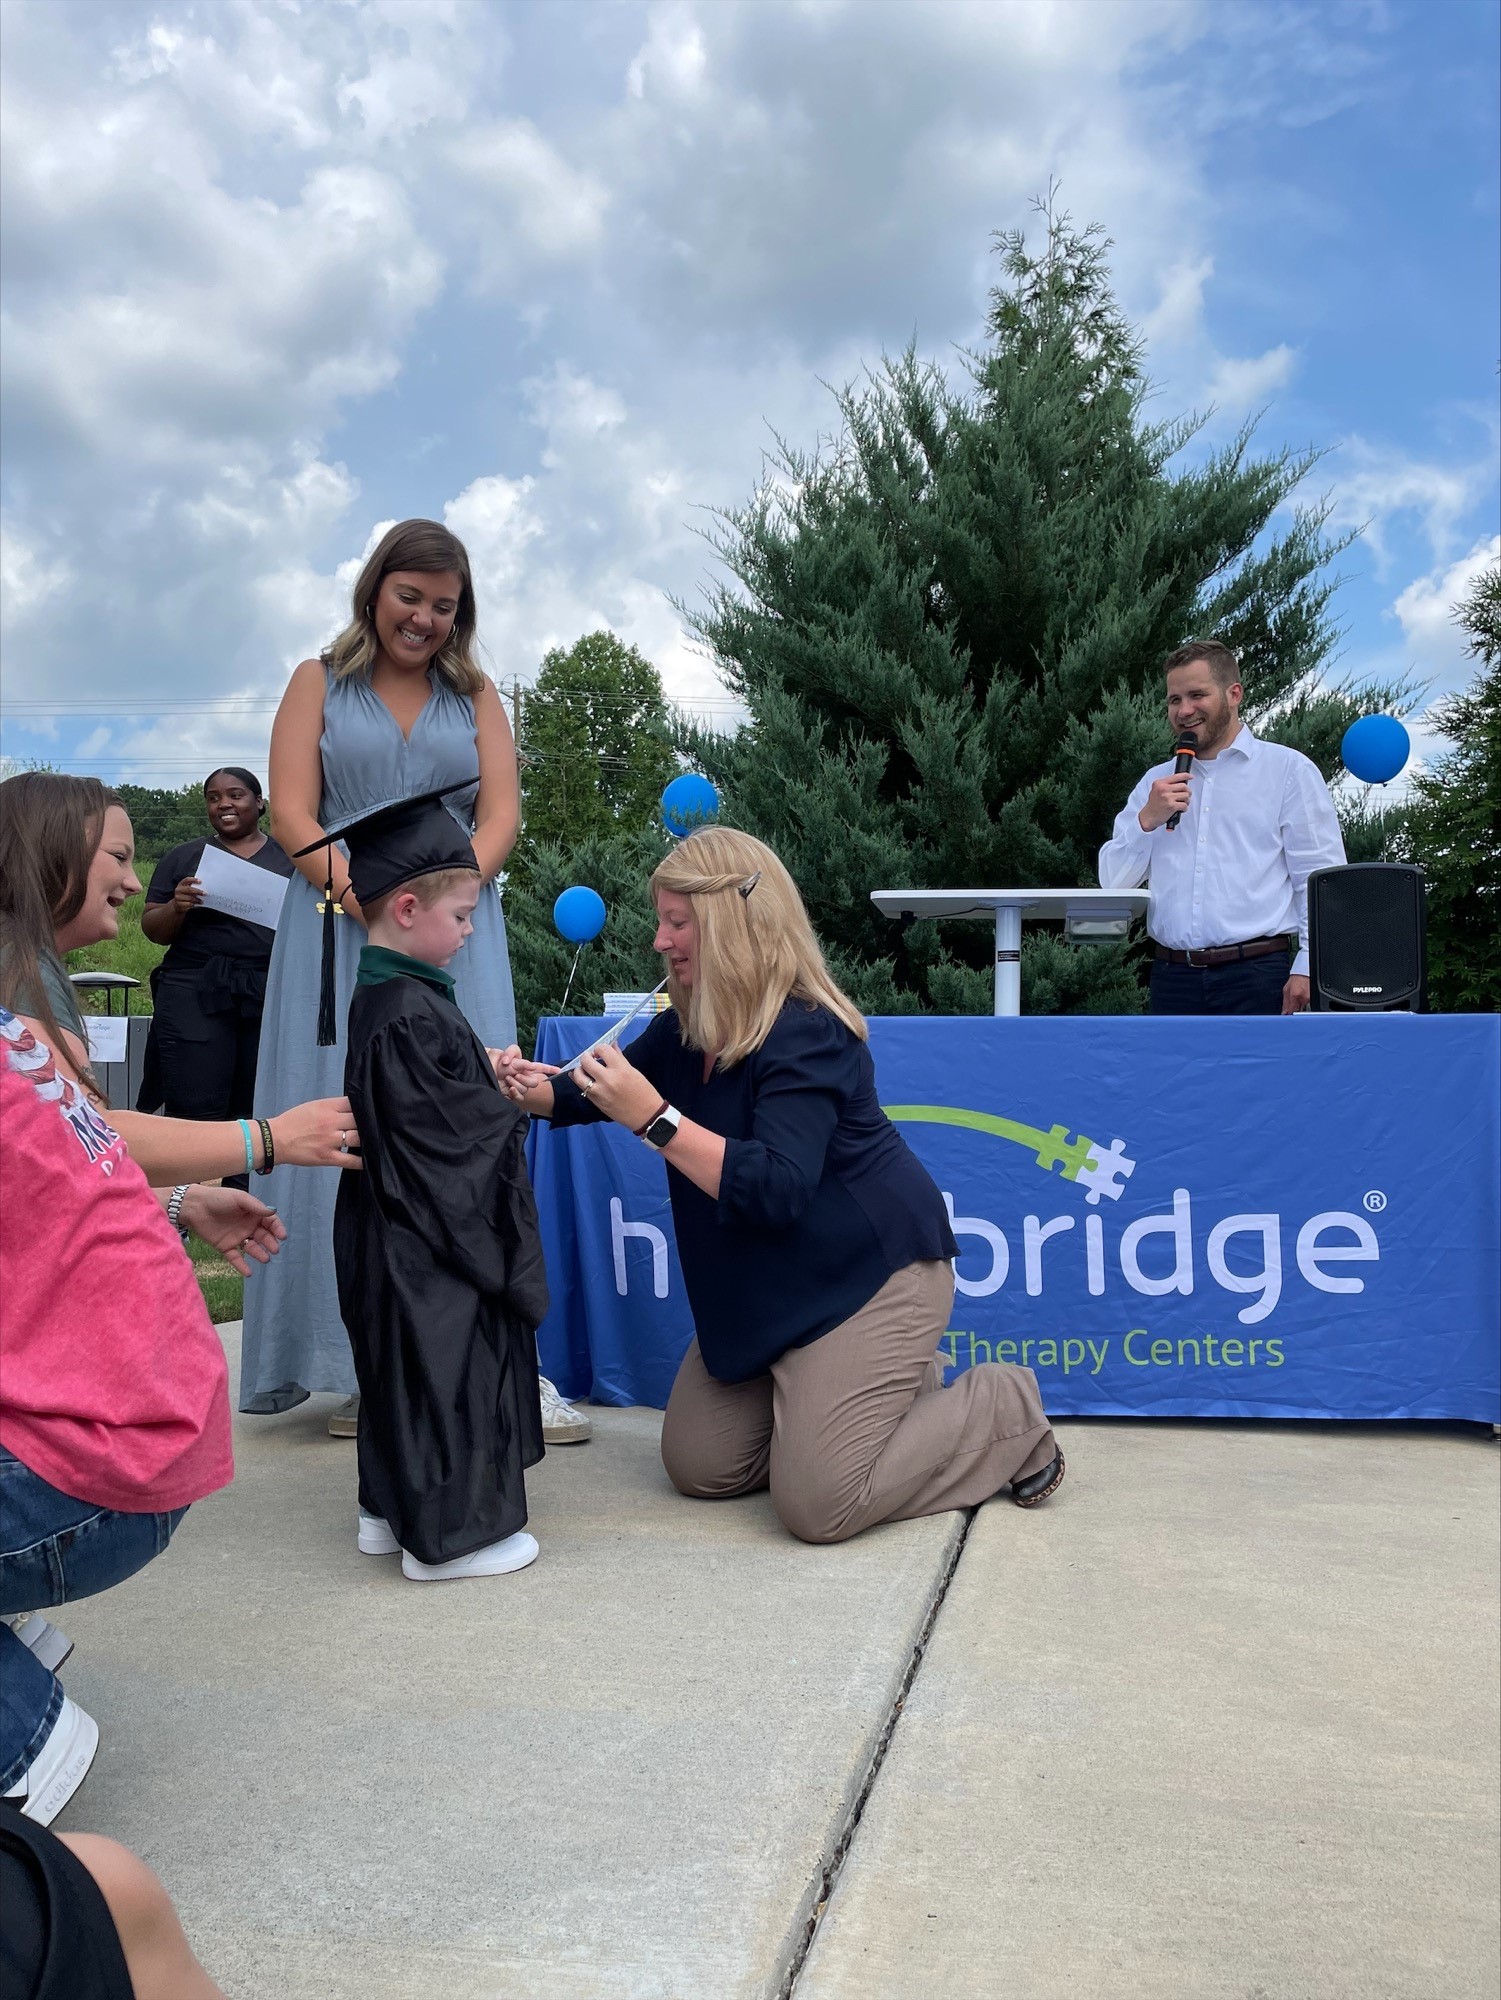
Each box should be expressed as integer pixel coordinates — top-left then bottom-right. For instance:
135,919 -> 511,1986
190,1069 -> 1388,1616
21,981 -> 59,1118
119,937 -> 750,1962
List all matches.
1,0 -> 1495,793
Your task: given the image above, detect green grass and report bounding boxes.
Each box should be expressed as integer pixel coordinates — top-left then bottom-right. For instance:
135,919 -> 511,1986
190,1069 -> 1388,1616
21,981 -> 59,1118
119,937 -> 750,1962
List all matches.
188,1230 -> 244,1325
66,892 -> 163,1011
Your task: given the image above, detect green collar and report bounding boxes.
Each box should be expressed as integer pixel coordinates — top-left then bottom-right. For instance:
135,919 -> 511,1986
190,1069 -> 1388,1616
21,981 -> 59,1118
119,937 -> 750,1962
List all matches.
355,944 -> 455,997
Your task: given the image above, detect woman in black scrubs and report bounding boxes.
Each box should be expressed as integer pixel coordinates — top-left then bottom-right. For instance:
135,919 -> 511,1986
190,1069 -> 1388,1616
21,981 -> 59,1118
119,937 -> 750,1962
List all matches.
139,769 -> 293,1186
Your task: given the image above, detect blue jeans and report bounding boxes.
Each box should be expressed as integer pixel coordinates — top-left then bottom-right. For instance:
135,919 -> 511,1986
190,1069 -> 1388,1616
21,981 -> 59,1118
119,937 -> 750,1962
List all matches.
1148,950 -> 1290,1015
0,1446 -> 185,1788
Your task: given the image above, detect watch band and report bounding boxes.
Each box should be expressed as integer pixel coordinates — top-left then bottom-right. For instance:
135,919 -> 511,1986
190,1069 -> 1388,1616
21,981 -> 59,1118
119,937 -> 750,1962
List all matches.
167,1184 -> 192,1240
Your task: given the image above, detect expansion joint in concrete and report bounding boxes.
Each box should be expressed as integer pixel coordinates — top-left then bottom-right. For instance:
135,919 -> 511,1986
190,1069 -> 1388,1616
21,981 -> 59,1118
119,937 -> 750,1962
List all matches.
777,1509 -> 976,1999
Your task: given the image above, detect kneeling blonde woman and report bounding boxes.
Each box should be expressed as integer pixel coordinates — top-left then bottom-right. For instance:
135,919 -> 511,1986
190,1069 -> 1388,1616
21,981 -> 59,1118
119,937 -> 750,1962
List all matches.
498,827 -> 1064,1542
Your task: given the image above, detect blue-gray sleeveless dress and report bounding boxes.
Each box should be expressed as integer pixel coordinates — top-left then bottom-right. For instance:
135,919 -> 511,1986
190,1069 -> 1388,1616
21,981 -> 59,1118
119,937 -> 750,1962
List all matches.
239,667 -> 517,1413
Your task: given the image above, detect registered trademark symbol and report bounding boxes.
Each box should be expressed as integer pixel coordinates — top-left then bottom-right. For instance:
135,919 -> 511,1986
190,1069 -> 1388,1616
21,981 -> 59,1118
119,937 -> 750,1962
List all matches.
1363,1190 -> 1388,1213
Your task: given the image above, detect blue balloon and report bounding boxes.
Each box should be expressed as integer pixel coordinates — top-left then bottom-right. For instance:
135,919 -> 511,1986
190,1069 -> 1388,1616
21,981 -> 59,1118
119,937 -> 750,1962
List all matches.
553,885 -> 607,944
661,772 -> 720,837
1341,714 -> 1410,786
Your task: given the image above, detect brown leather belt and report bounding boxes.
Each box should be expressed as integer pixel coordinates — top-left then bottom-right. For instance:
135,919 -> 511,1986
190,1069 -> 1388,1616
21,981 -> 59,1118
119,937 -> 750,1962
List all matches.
1154,935 -> 1292,968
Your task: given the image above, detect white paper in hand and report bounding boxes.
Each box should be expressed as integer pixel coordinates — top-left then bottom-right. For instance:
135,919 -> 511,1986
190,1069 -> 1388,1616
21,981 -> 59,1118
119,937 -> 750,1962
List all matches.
194,845 -> 289,931
553,980 -> 670,1075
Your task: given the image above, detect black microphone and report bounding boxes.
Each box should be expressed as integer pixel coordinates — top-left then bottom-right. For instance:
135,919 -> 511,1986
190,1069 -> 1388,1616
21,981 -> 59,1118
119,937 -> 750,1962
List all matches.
1165,730 -> 1198,831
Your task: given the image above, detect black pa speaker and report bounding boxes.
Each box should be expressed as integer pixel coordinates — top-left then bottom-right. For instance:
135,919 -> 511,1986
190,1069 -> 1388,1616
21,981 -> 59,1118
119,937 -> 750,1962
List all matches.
1308,863 -> 1427,1012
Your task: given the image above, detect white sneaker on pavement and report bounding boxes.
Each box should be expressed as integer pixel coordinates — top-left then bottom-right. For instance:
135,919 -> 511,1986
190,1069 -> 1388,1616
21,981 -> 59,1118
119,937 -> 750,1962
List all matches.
328,1394 -> 359,1438
401,1532 -> 539,1582
10,1613 -> 74,1673
2,1695 -> 99,1825
357,1511 -> 400,1555
538,1374 -> 591,1444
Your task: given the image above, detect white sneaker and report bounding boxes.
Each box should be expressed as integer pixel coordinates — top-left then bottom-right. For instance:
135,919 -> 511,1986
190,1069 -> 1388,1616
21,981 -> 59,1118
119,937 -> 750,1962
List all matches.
328,1394 -> 359,1438
357,1510 -> 400,1555
2,1695 -> 99,1825
10,1613 -> 74,1673
401,1532 -> 539,1582
538,1374 -> 591,1444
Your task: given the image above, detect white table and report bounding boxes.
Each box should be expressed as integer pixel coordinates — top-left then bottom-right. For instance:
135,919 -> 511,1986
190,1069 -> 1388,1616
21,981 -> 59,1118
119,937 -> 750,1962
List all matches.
869,888 -> 1150,1016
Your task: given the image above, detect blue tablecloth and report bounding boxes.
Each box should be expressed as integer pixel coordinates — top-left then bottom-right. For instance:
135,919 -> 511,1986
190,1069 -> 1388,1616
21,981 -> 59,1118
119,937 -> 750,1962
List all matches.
527,1013 -> 1501,1422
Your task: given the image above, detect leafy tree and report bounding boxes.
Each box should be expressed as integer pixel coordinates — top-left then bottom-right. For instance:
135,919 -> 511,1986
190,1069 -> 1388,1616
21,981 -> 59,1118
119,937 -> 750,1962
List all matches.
62,780 -> 270,1007
515,632 -> 677,868
116,781 -> 227,870
503,630 -> 680,1044
1390,563 -> 1501,1010
681,201 -> 1403,1014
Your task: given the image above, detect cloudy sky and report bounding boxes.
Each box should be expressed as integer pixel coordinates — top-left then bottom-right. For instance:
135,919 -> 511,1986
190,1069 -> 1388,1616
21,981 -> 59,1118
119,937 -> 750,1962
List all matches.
1,0 -> 1496,790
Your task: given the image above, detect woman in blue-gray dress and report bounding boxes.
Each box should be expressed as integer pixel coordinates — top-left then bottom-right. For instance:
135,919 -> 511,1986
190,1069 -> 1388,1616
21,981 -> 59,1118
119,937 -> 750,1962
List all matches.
241,517 -> 589,1442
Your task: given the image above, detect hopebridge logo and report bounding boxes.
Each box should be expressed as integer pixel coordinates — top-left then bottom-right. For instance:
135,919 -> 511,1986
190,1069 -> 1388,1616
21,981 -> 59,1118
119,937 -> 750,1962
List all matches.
885,1105 -> 1136,1204
884,1097 -> 1382,1333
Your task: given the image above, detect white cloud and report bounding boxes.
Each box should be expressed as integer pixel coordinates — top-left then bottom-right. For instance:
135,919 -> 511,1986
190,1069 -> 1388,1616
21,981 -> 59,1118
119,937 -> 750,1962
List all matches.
445,474 -> 545,606
449,121 -> 610,259
0,0 -> 1492,795
626,4 -> 709,101
338,50 -> 464,143
0,526 -> 71,630
1142,256 -> 1215,350
1326,439 -> 1492,570
1203,343 -> 1299,413
109,14 -> 331,148
1391,534 -> 1499,679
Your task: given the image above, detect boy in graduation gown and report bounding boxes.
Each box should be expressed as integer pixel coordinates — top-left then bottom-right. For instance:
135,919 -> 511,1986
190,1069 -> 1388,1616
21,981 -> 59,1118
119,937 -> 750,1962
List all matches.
298,789 -> 547,1581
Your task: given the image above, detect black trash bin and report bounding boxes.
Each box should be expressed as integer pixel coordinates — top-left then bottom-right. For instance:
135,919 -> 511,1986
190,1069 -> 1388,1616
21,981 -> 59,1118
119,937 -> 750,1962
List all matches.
67,972 -> 150,1107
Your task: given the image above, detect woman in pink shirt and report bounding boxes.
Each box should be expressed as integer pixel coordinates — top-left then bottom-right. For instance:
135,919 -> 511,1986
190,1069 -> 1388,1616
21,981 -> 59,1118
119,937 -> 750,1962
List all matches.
0,772 -> 363,1826
0,1015 -> 234,1824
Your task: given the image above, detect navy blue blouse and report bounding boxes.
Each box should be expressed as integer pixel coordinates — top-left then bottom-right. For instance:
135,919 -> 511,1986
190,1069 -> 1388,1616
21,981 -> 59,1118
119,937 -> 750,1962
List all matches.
548,1001 -> 958,1382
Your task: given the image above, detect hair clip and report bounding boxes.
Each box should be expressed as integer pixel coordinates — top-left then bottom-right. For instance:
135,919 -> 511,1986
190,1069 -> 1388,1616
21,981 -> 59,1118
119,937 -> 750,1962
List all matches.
738,871 -> 761,900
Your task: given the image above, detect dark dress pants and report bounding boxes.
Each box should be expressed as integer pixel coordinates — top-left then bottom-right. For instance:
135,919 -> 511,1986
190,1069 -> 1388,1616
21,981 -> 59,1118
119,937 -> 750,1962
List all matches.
1149,949 -> 1290,1016
150,970 -> 264,1189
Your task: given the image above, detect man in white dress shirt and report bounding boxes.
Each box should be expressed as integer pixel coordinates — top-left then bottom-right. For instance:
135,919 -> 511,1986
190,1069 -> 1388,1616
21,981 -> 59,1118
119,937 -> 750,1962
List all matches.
1099,639 -> 1346,1015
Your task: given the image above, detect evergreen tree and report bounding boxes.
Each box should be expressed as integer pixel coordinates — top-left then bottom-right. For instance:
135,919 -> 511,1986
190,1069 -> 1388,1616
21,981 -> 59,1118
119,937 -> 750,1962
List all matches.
515,631 -> 677,867
1391,562 -> 1501,1010
504,826 -> 671,1051
683,202 -> 1402,1013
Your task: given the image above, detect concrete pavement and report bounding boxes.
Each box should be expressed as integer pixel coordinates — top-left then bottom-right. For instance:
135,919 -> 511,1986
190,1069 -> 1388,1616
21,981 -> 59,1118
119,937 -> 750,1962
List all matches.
796,1421 -> 1501,2000
55,1325 -> 962,1999
48,1328 -> 1499,1998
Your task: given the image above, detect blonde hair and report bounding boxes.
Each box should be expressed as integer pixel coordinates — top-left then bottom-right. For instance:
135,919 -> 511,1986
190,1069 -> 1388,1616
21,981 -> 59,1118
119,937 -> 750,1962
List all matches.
362,866 -> 479,926
650,826 -> 866,1066
323,519 -> 483,697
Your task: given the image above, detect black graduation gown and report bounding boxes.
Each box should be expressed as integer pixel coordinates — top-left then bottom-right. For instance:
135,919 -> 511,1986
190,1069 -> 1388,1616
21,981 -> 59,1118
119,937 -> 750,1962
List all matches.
334,970 -> 547,1565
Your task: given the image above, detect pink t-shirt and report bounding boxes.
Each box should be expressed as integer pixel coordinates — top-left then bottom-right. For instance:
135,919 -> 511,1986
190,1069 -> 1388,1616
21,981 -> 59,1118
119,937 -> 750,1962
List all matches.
0,1010 -> 233,1512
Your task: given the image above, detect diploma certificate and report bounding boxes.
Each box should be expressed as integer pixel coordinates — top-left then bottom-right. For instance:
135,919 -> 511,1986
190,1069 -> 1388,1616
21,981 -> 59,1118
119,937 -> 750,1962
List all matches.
194,845 -> 290,931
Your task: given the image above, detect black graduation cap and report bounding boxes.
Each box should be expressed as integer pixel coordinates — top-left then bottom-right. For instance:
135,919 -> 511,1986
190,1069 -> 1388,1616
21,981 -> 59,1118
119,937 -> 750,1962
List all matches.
295,784 -> 479,1045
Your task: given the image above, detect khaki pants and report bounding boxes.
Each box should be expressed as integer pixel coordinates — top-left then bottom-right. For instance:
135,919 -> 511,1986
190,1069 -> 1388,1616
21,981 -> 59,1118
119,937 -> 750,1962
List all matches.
660,1260 -> 1055,1544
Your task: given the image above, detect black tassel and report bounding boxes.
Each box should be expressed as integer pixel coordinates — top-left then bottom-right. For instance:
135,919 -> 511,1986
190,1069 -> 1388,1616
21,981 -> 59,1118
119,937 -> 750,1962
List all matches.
316,862 -> 338,1047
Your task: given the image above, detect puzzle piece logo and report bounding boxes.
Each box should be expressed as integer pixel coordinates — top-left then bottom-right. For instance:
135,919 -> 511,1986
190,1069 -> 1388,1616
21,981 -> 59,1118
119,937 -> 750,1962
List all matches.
884,1105 -> 1138,1203
1070,1135 -> 1136,1205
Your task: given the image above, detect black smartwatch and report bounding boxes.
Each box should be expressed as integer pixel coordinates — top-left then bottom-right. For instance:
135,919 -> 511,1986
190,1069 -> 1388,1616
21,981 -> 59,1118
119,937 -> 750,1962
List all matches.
640,1105 -> 682,1152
